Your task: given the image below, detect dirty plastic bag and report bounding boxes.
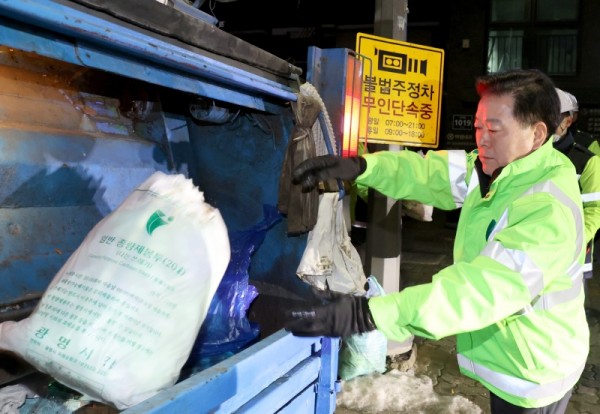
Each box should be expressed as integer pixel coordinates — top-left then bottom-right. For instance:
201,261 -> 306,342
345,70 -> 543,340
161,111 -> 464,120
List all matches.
183,205 -> 281,375
296,192 -> 367,294
0,171 -> 230,410
402,199 -> 434,222
338,276 -> 388,381
277,92 -> 321,235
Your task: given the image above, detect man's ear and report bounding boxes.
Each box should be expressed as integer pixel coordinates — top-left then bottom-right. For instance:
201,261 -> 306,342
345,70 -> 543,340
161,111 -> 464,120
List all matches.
533,121 -> 548,148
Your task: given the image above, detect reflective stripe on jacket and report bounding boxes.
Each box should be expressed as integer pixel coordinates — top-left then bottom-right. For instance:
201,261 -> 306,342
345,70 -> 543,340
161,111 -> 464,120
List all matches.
554,132 -> 600,279
361,140 -> 589,408
578,154 -> 600,278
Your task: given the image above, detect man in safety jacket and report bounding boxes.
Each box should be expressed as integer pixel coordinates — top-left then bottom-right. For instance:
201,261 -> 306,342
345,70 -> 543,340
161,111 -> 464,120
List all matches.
560,90 -> 600,157
590,138 -> 600,156
560,90 -> 600,267
554,88 -> 600,284
286,69 -> 589,413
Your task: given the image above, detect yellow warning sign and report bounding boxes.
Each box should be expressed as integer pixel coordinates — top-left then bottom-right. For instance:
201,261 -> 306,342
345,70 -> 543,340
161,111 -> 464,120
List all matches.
356,33 -> 444,148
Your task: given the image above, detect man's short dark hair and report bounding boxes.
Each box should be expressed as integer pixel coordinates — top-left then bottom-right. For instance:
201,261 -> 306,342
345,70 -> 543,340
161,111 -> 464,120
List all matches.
475,69 -> 560,140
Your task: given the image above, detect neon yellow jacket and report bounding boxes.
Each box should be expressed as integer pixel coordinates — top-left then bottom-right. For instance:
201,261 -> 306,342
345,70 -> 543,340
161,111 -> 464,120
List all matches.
553,131 -> 600,278
589,139 -> 600,156
580,154 -> 600,243
360,140 -> 589,408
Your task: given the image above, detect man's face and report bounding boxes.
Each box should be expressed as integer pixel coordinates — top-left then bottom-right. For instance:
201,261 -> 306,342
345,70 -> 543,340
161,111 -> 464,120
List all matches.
474,93 -> 544,176
555,114 -> 573,140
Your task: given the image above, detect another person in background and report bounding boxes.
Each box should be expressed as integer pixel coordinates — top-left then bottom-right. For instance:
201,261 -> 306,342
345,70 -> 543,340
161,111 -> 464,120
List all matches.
562,91 -> 596,148
590,138 -> 600,156
554,88 -> 600,282
562,91 -> 600,156
287,69 -> 589,414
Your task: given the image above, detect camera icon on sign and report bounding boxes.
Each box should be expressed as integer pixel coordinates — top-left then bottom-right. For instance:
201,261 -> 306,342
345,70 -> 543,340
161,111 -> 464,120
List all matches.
375,48 -> 427,76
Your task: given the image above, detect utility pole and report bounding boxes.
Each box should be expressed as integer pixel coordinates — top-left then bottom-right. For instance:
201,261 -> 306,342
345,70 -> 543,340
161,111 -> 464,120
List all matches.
366,0 -> 411,355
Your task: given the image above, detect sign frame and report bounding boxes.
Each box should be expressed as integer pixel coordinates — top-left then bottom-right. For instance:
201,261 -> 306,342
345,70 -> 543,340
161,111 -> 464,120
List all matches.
356,33 -> 445,148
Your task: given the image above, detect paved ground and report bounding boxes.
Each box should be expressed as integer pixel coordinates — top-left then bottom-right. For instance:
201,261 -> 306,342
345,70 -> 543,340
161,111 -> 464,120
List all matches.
343,209 -> 599,414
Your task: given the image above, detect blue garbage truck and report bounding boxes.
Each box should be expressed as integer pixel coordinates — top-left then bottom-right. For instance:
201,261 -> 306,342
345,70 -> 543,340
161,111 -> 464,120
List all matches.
0,0 -> 351,412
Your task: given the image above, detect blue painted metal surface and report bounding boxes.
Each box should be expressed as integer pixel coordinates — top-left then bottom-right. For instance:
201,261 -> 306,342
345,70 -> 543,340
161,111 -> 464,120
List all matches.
0,51 -> 175,305
0,0 -> 298,110
0,2 -> 340,413
0,133 -> 168,301
315,333 -> 341,414
307,47 -> 352,200
0,1 -> 308,320
121,330 -> 339,414
306,46 -> 350,154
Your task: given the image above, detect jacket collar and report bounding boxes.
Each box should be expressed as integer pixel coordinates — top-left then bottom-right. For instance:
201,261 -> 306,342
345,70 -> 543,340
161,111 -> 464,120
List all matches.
553,130 -> 575,154
476,138 -> 556,197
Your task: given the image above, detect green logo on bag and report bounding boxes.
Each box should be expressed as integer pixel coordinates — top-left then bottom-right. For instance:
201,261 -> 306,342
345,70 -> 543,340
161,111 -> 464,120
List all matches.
146,210 -> 174,235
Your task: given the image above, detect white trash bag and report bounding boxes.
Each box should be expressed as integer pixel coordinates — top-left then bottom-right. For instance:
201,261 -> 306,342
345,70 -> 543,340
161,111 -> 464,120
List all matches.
0,171 -> 230,409
296,192 -> 367,294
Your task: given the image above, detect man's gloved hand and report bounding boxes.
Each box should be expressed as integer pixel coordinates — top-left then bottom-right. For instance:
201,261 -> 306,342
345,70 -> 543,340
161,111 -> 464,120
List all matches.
285,287 -> 377,337
292,155 -> 367,192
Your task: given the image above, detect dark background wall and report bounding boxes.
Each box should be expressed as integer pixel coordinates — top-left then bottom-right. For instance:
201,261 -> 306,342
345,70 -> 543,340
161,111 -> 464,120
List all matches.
205,0 -> 600,150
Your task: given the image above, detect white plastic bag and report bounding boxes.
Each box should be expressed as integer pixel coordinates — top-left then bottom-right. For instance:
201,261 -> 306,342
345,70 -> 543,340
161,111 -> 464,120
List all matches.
402,199 -> 433,222
296,192 -> 367,294
0,171 -> 230,409
338,276 -> 388,380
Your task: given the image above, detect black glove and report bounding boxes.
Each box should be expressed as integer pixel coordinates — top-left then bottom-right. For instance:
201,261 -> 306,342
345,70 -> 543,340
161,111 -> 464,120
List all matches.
292,155 -> 367,192
285,287 -> 377,337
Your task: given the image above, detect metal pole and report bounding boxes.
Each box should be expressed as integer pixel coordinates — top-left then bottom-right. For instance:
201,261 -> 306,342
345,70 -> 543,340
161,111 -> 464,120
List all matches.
367,0 -> 411,355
